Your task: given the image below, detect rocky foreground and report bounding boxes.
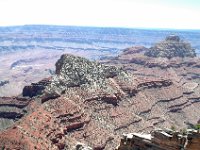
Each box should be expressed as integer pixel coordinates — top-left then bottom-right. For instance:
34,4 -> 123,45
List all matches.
0,35 -> 200,149
117,128 -> 200,150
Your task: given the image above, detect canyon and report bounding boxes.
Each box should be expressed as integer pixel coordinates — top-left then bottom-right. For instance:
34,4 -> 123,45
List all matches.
0,35 -> 200,149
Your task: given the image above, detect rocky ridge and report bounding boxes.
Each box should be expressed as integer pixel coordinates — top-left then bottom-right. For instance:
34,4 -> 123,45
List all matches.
23,54 -> 128,99
0,54 -> 135,149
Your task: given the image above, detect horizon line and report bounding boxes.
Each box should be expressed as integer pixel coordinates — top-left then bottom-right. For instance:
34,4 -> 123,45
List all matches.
0,24 -> 200,31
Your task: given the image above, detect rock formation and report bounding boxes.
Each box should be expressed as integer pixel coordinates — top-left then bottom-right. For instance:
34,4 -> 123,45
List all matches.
116,128 -> 200,150
145,35 -> 196,58
0,54 -> 134,149
0,97 -> 30,130
0,35 -> 200,149
23,54 -> 127,99
23,77 -> 52,97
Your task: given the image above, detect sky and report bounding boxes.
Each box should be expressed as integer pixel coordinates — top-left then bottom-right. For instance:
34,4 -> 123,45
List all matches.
0,0 -> 200,29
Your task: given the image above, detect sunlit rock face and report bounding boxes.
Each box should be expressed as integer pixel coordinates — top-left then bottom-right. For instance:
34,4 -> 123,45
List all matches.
116,129 -> 200,150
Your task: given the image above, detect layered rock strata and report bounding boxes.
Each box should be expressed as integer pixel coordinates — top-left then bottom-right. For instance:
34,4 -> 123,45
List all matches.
116,129 -> 200,150
1,35 -> 200,149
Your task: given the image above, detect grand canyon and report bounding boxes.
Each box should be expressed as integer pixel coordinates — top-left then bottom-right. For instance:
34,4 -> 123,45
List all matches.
0,26 -> 200,150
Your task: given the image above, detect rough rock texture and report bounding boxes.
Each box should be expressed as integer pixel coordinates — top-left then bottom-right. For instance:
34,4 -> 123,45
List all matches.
0,97 -> 30,130
0,54 -> 134,149
23,77 -> 52,97
116,129 -> 200,150
23,54 -> 126,98
1,36 -> 200,149
145,35 -> 196,58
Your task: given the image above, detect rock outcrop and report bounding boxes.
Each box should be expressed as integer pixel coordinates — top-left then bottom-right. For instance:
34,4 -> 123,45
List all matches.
22,77 -> 52,97
0,97 -> 30,130
116,129 -> 200,150
0,54 -> 134,149
145,35 -> 196,58
23,54 -> 127,99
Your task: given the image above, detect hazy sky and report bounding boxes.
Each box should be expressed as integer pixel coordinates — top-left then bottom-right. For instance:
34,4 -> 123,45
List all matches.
0,0 -> 200,29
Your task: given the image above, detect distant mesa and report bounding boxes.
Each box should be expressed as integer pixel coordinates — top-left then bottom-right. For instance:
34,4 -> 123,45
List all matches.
145,35 -> 196,58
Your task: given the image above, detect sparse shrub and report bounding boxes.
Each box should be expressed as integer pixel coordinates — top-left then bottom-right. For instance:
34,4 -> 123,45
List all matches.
194,124 -> 200,131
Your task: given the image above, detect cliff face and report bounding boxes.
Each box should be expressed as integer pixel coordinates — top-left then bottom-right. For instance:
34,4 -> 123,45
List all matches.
0,97 -> 30,130
0,35 -> 200,150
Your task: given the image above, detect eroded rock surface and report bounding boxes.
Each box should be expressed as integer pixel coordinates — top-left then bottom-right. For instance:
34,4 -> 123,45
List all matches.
23,54 -> 127,99
0,54 -> 134,149
0,97 -> 30,130
1,35 -> 200,149
116,129 -> 200,150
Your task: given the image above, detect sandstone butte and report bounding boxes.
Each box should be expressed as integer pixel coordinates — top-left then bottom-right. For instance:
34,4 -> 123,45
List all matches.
0,35 -> 200,150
